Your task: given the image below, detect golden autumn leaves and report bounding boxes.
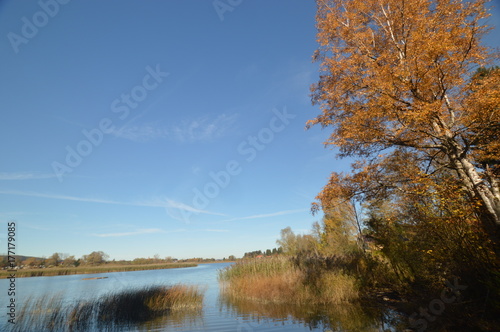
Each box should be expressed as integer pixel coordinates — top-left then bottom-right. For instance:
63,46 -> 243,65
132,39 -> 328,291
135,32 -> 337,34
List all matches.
308,0 -> 500,234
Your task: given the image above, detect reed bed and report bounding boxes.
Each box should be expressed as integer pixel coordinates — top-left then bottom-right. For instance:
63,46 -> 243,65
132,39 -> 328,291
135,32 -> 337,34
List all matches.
0,263 -> 197,278
218,256 -> 359,305
11,284 -> 204,332
218,255 -> 294,280
96,284 -> 204,325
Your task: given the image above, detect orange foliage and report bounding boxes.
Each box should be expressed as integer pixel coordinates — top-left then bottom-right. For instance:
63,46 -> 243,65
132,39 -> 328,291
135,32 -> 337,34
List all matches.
309,0 -> 500,232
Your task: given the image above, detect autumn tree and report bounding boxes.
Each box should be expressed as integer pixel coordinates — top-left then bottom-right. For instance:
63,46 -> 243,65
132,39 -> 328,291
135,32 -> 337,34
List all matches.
22,257 -> 40,268
165,256 -> 174,263
153,254 -> 161,263
309,0 -> 500,241
313,199 -> 362,256
62,255 -> 76,267
46,252 -> 61,267
0,256 -> 8,269
39,256 -> 46,266
277,227 -> 319,256
82,251 -> 108,266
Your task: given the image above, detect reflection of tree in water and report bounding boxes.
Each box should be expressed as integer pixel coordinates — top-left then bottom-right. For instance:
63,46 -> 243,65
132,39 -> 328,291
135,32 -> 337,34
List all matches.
218,293 -> 405,331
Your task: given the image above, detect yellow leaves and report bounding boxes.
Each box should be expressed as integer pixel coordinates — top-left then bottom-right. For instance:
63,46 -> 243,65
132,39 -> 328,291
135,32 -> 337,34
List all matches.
310,1 -> 500,248
311,0 -> 494,155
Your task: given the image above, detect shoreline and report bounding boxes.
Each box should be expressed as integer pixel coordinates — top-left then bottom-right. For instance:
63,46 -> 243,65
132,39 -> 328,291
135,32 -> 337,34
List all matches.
0,262 -> 197,278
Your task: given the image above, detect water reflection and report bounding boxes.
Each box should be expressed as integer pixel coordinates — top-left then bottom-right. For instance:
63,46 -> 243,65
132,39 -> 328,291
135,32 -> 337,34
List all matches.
1,264 -> 409,331
11,286 -> 205,332
121,307 -> 204,332
219,293 -> 404,331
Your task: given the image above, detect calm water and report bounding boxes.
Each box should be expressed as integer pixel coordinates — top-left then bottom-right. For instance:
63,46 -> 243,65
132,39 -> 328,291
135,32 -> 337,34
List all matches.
0,263 -> 401,331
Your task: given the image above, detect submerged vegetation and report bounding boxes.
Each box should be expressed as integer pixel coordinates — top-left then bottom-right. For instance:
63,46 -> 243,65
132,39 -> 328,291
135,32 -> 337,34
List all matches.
12,285 -> 204,331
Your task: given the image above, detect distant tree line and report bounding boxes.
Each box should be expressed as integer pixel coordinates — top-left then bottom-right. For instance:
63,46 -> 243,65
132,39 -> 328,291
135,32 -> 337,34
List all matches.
242,247 -> 283,259
0,251 -> 109,269
0,252 -> 235,269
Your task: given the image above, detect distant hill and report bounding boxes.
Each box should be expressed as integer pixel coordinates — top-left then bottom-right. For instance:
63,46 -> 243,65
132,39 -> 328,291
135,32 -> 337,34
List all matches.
0,255 -> 43,261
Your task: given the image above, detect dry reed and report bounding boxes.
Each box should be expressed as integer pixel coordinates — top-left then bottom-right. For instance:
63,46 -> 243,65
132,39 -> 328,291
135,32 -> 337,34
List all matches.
11,284 -> 204,331
219,256 -> 359,305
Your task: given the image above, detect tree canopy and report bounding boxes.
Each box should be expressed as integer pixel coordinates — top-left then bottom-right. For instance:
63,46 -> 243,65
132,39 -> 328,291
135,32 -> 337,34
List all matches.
309,0 -> 500,239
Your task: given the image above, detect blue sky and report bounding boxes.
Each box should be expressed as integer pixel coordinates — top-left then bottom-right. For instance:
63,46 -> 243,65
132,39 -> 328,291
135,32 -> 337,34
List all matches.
0,1 -> 499,260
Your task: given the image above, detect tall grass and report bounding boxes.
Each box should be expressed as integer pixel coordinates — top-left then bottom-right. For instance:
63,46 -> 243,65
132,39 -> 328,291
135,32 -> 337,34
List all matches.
12,284 -> 204,331
218,255 -> 294,280
218,256 -> 359,305
0,263 -> 197,278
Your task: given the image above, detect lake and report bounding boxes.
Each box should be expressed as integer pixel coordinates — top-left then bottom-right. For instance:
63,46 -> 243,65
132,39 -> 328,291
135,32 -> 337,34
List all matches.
0,263 -> 401,331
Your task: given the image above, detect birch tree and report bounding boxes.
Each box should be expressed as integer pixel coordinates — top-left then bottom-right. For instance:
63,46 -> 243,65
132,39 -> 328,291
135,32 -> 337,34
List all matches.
309,0 -> 500,238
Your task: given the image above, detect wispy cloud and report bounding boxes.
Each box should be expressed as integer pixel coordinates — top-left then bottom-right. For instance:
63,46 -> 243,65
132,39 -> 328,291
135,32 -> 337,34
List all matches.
140,197 -> 226,216
111,114 -> 238,143
91,228 -> 167,238
112,123 -> 168,142
221,209 -> 308,222
170,114 -> 237,142
0,190 -> 224,216
91,228 -> 228,237
0,172 -> 57,180
0,190 -> 134,205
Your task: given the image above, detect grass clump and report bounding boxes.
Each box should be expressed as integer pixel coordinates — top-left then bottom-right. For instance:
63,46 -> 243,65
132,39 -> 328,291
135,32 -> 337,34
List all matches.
11,284 -> 204,331
97,285 -> 204,325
